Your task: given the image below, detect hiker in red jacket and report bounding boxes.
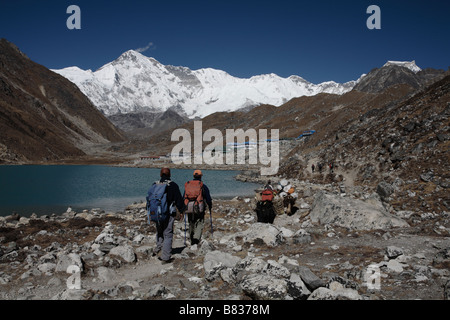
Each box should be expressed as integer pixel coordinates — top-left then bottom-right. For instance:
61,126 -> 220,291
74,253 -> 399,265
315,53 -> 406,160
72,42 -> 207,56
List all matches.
183,170 -> 212,245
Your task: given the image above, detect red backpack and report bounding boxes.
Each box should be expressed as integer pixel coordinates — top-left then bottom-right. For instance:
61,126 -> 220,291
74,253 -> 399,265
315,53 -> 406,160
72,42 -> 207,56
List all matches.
261,188 -> 274,202
184,180 -> 205,215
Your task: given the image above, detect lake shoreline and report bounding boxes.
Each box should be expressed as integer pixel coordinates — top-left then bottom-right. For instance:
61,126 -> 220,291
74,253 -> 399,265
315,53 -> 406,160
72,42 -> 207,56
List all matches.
0,157 -> 268,178
0,164 -> 262,218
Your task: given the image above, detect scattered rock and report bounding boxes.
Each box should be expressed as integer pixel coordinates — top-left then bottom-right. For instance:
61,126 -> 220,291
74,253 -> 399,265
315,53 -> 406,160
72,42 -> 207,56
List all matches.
147,284 -> 167,298
55,253 -> 83,273
37,262 -> 56,275
420,172 -> 434,182
287,273 -> 311,300
203,250 -> 241,281
376,182 -> 395,202
385,259 -> 405,273
310,191 -> 409,230
0,196 -> 448,301
96,266 -> 117,283
308,281 -> 362,300
433,247 -> 450,268
296,266 -> 327,291
52,289 -> 88,300
109,245 -> 136,263
444,280 -> 450,300
237,223 -> 285,247
292,229 -> 312,244
240,273 -> 287,300
263,260 -> 290,278
386,246 -> 404,259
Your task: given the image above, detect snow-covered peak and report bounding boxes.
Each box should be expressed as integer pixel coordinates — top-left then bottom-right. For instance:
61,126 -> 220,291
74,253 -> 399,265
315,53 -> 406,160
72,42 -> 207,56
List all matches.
116,49 -> 148,61
53,66 -> 94,84
288,75 -> 309,83
52,50 -> 361,118
383,60 -> 422,73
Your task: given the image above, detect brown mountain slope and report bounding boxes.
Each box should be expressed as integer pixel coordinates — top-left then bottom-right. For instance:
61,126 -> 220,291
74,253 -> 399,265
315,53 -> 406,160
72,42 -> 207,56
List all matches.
139,81 -> 418,156
353,64 -> 446,93
279,75 -> 450,213
0,39 -> 126,163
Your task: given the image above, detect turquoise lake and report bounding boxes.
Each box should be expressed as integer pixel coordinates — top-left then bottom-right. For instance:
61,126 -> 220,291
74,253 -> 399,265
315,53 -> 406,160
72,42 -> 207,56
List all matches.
0,165 -> 260,217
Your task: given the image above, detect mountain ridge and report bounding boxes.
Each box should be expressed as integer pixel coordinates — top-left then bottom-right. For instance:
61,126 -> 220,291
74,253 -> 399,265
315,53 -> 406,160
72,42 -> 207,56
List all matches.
52,50 -> 360,119
0,38 -> 126,163
353,63 -> 445,93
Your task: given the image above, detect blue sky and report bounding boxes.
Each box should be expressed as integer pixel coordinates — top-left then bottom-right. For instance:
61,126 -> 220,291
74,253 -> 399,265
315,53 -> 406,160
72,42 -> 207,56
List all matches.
1,0 -> 449,83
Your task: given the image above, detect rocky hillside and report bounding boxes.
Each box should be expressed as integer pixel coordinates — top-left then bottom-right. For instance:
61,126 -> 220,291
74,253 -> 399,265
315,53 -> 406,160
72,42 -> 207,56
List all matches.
108,109 -> 190,138
279,74 -> 450,214
353,64 -> 445,93
0,39 -> 126,163
127,63 -> 445,159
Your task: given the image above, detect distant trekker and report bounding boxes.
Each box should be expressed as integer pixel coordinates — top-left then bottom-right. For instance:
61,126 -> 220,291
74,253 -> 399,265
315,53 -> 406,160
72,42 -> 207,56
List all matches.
318,163 -> 323,173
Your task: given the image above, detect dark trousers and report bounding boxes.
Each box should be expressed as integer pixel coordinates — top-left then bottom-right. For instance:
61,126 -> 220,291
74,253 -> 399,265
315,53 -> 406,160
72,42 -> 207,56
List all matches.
188,212 -> 205,245
155,215 -> 175,261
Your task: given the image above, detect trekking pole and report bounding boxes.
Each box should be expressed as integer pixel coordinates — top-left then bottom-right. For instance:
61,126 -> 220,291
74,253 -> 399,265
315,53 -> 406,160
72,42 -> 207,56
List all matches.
209,208 -> 213,237
184,212 -> 187,247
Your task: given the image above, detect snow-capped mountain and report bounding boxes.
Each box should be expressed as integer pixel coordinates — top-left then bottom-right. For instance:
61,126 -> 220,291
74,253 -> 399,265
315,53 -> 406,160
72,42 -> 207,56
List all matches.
53,50 -> 360,118
383,60 -> 422,73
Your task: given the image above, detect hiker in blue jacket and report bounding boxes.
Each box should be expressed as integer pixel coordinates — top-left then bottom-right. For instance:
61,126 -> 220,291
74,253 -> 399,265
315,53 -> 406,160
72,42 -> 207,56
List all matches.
148,167 -> 184,264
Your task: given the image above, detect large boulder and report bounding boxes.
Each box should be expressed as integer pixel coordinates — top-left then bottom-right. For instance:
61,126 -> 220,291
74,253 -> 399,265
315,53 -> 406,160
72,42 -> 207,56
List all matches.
307,282 -> 362,300
203,250 -> 241,281
109,245 -> 136,263
240,273 -> 287,300
287,273 -> 311,300
237,223 -> 285,247
309,191 -> 409,230
55,253 -> 83,273
376,181 -> 395,201
295,266 -> 326,291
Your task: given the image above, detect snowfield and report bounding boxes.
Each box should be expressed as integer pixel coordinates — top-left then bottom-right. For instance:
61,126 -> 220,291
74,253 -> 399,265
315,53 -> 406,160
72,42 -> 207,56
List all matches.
52,50 -> 420,119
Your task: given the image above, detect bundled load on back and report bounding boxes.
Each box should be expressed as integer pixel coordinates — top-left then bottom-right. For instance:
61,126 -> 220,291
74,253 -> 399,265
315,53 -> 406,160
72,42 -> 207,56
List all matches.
277,179 -> 298,216
254,179 -> 299,223
254,181 -> 276,224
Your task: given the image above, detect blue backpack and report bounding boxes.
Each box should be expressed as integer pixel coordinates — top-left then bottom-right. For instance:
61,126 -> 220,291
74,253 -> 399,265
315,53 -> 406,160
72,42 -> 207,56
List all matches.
146,181 -> 171,224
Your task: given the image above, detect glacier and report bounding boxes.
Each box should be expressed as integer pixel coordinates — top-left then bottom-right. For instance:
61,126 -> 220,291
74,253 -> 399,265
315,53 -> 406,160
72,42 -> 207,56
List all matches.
52,50 -> 361,119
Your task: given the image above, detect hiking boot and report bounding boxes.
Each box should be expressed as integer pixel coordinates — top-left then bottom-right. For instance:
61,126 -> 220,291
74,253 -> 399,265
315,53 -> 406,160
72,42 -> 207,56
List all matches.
152,247 -> 161,257
158,257 -> 174,264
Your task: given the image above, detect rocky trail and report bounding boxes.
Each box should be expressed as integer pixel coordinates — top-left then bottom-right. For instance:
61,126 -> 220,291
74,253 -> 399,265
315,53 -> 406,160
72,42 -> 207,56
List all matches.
1,178 -> 449,302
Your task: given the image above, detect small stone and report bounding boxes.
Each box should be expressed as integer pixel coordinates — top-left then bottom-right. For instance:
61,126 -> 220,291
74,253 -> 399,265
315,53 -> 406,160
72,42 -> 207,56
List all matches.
386,246 -> 404,259
109,245 -> 136,263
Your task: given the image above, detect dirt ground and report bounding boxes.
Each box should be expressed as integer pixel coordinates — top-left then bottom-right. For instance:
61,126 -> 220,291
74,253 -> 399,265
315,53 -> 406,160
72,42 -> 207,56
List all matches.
1,196 -> 449,301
